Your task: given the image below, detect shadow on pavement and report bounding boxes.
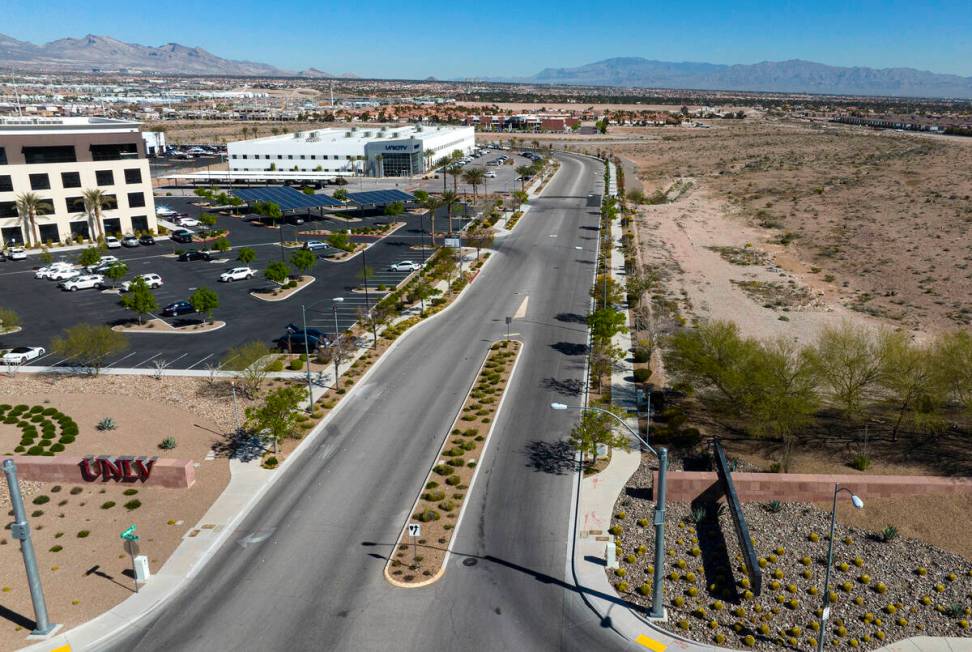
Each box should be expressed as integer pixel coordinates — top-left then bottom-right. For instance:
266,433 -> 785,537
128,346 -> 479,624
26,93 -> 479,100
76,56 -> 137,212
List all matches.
523,439 -> 579,475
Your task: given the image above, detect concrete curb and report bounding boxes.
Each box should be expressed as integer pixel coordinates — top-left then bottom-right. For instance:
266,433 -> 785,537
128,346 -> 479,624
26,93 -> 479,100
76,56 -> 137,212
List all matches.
248,275 -> 316,302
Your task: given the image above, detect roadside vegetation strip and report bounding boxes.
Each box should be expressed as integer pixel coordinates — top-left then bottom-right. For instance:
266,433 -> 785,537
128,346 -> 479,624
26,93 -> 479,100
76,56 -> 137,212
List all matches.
250,275 -> 316,302
111,318 -> 226,334
384,339 -> 522,587
504,209 -> 526,230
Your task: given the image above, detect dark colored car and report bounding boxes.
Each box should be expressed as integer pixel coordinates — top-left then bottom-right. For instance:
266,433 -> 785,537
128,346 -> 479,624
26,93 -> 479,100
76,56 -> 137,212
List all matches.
171,229 -> 194,244
162,300 -> 196,317
139,234 -> 156,245
278,323 -> 329,351
178,250 -> 214,262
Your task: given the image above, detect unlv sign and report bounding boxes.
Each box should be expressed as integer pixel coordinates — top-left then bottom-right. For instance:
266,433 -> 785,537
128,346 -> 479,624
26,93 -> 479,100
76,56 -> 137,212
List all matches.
79,455 -> 157,483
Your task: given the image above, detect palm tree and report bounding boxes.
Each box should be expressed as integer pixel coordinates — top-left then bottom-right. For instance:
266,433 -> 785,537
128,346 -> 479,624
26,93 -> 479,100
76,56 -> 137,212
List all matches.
462,168 -> 485,200
447,165 -> 463,192
441,191 -> 458,235
375,154 -> 384,178
423,196 -> 442,246
15,192 -> 48,247
83,188 -> 114,241
516,165 -> 533,192
423,149 -> 435,174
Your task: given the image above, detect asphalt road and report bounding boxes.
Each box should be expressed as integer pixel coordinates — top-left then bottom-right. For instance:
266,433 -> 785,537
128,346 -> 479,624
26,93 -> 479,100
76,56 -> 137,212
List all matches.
98,153 -> 633,651
0,202 -> 472,370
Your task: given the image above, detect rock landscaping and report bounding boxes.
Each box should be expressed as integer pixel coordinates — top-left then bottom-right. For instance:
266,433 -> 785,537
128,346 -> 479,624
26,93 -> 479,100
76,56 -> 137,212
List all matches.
385,340 -> 521,586
607,458 -> 972,650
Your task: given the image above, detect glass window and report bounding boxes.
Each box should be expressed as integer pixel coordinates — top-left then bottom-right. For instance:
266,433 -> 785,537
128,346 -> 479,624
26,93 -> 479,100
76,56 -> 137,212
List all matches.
103,194 -> 118,209
242,155 -> 248,160
0,147 -> 6,165
0,175 -> 11,192
29,173 -> 51,190
0,201 -> 17,218
61,171 -> 82,188
65,196 -> 85,213
131,215 -> 149,232
127,192 -> 146,208
124,168 -> 142,184
230,154 -> 237,159
95,170 -> 114,186
22,145 -> 77,164
90,143 -> 138,161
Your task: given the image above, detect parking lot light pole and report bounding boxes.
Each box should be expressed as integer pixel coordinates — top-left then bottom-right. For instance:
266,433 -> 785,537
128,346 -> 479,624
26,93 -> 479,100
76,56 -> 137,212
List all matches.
817,485 -> 864,652
3,459 -> 57,636
300,304 -> 314,411
550,402 -> 668,620
331,297 -> 344,386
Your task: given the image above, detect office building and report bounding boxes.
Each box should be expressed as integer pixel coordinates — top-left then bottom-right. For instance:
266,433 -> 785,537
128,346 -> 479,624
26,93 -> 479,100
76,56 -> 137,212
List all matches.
0,117 -> 158,247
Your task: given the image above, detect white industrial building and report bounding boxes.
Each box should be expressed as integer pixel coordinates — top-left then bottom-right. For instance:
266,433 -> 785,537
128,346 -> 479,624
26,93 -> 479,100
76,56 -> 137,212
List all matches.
227,125 -> 475,178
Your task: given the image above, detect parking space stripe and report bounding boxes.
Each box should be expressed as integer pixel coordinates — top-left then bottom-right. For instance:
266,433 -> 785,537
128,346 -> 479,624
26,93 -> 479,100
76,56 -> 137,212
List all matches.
185,353 -> 214,370
132,352 -> 162,368
104,351 -> 138,368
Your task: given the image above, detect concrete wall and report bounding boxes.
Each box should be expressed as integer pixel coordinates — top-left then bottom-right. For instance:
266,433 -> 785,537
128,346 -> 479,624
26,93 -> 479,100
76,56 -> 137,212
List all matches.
652,471 -> 972,503
3,455 -> 195,489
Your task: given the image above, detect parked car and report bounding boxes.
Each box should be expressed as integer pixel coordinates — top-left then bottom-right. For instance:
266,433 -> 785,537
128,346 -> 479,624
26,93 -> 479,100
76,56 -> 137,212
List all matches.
1,346 -> 45,365
60,274 -> 105,291
219,266 -> 255,282
171,229 -> 194,244
121,235 -> 140,247
105,236 -> 121,249
161,300 -> 196,317
156,205 -> 177,217
85,255 -> 119,273
35,262 -> 76,279
47,267 -> 82,281
138,234 -> 156,246
178,250 -> 214,262
278,324 -> 328,351
303,240 -> 328,251
5,247 -> 27,260
120,273 -> 163,291
485,171 -> 496,178
176,216 -> 200,227
389,260 -> 421,272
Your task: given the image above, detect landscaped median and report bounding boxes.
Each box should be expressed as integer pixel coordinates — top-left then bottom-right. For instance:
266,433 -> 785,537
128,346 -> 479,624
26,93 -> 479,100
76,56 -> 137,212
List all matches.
384,339 -> 522,587
112,318 -> 226,334
249,275 -> 315,302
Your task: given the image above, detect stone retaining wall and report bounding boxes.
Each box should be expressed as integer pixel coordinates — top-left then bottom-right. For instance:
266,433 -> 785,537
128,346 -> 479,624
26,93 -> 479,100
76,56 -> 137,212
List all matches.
651,471 -> 972,503
2,455 -> 195,489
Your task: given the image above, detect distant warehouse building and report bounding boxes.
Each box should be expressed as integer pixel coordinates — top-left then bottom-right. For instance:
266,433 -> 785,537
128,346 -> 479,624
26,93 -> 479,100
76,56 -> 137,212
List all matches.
0,117 -> 157,247
227,125 -> 475,178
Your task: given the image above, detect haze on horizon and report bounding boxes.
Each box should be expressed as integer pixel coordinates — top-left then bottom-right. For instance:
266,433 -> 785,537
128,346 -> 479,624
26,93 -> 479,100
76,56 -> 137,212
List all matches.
4,0 -> 971,80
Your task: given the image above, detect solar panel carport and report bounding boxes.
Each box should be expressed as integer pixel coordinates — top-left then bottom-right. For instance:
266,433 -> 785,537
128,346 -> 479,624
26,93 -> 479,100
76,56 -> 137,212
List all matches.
232,186 -> 344,211
346,189 -> 415,206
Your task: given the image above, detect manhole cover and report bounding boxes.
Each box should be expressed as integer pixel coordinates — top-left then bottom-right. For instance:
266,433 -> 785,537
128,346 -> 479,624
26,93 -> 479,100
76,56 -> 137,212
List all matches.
462,558 -> 478,567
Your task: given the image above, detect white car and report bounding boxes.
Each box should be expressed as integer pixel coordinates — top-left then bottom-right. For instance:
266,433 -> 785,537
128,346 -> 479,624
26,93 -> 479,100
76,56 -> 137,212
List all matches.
5,247 -> 27,260
156,205 -> 177,217
1,346 -> 45,365
105,236 -> 121,249
389,261 -> 421,272
47,267 -> 82,281
86,255 -> 119,272
60,274 -> 104,291
219,266 -> 255,282
485,171 -> 496,178
35,262 -> 76,279
176,217 -> 200,227
120,273 -> 163,291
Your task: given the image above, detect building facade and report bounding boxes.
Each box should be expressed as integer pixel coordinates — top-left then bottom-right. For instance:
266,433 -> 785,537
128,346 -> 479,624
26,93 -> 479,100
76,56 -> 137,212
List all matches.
227,125 -> 475,178
0,117 -> 157,247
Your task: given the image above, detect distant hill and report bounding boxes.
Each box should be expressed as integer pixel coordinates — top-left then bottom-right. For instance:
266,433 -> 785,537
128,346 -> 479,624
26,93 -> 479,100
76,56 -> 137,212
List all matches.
297,68 -> 333,78
0,33 -> 354,78
528,57 -> 972,99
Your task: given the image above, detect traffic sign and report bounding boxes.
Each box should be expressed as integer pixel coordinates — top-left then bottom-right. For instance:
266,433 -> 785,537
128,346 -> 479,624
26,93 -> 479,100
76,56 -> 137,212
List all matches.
407,523 -> 421,538
120,524 -> 139,541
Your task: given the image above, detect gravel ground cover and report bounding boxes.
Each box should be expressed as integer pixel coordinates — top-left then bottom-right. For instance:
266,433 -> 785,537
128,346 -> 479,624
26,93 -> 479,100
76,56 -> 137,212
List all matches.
607,458 -> 972,650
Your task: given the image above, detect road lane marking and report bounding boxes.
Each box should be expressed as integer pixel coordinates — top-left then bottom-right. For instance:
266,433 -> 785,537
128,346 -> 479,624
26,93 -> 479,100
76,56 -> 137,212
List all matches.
513,295 -> 528,320
634,635 -> 667,652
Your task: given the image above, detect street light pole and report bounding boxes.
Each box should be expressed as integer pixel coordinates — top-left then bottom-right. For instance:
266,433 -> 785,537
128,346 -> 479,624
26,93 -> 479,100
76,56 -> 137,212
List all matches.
301,304 -> 314,411
3,459 -> 57,636
331,297 -> 344,387
817,484 -> 864,652
550,402 -> 668,619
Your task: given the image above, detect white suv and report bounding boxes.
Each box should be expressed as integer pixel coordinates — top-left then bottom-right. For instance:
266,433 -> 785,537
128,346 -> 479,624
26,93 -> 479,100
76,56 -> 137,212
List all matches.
219,266 -> 255,282
47,267 -> 82,281
121,273 -> 163,291
104,236 -> 122,249
35,262 -> 75,279
389,261 -> 421,272
61,274 -> 105,291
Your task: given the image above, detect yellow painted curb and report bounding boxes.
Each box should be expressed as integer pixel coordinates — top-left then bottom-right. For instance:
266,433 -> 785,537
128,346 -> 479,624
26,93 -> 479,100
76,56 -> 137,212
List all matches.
635,634 -> 667,651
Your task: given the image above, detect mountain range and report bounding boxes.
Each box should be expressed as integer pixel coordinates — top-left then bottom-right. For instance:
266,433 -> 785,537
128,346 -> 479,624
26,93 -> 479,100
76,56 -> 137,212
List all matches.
0,33 -> 357,78
527,57 -> 972,99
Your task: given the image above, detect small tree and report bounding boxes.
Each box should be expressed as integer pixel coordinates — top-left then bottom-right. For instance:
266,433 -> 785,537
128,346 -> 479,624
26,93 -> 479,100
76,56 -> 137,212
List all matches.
39,249 -> 53,265
590,340 -> 624,390
384,200 -> 405,216
464,227 -> 494,258
264,260 -> 290,286
409,279 -> 434,312
199,213 -> 218,229
808,322 -> 887,420
237,247 -> 256,264
569,409 -> 629,467
0,307 -> 21,333
51,323 -> 128,375
213,237 -> 231,253
327,232 -> 353,252
333,188 -> 349,203
245,385 -> 305,454
290,248 -> 316,278
588,308 -> 626,344
120,277 -> 158,325
190,287 -> 219,322
513,190 -> 529,206
77,246 -> 103,268
103,261 -> 128,288
412,189 -> 429,204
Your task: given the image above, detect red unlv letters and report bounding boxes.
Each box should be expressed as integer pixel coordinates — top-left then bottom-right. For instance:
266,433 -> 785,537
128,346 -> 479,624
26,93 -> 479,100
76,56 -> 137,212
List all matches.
79,455 -> 157,483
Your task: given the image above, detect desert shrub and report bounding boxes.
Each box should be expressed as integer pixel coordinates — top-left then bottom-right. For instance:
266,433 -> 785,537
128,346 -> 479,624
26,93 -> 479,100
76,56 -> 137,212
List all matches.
445,474 -> 461,486
633,368 -> 651,383
850,455 -> 871,471
31,510 -> 43,517
881,525 -> 898,542
77,530 -> 90,538
415,509 -> 439,522
49,545 -> 62,553
264,358 -> 285,372
289,357 -> 304,371
262,456 -> 279,469
422,490 -> 446,502
70,487 -> 83,495
101,501 -> 115,509
123,489 -> 138,496
124,500 -> 142,511
32,495 -> 50,505
159,436 -> 177,450
97,417 -> 116,431
433,464 -> 452,476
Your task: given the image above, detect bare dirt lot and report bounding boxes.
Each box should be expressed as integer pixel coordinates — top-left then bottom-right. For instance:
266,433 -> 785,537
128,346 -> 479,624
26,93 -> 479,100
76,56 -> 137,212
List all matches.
615,118 -> 972,335
0,374 -> 238,648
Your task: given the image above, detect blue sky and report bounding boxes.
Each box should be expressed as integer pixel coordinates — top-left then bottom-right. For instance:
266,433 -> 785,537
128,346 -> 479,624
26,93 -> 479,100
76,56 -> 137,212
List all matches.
5,0 -> 972,78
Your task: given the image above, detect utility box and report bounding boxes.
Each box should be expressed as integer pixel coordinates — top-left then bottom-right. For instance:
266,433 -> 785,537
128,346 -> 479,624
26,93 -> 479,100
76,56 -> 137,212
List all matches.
133,555 -> 151,582
606,535 -> 619,569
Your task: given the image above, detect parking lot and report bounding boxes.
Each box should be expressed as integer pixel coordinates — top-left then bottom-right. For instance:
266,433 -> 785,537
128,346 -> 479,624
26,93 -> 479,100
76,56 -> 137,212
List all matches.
0,199 -> 463,370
